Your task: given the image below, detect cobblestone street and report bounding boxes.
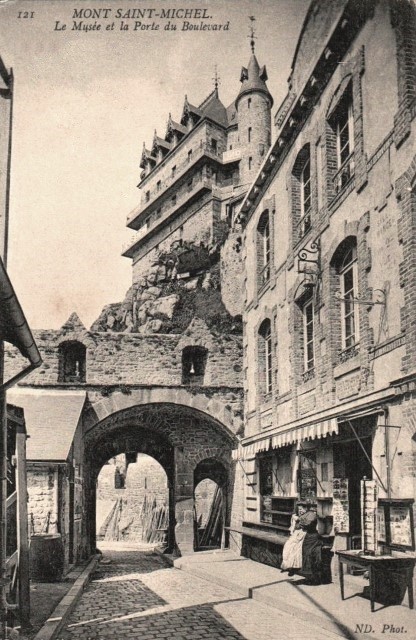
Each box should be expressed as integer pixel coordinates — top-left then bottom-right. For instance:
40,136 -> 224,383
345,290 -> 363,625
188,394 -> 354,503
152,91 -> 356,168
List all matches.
59,548 -> 341,640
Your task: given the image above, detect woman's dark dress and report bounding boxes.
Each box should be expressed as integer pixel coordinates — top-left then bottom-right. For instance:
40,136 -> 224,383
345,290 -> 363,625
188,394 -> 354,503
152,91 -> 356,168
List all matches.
299,512 -> 324,584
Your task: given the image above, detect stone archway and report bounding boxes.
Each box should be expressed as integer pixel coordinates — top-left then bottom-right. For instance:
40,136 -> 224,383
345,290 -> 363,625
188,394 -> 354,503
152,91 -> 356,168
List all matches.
83,396 -> 237,556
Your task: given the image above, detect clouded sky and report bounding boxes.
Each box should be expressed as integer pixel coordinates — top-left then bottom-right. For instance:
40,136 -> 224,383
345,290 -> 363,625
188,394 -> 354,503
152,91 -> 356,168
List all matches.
0,0 -> 309,329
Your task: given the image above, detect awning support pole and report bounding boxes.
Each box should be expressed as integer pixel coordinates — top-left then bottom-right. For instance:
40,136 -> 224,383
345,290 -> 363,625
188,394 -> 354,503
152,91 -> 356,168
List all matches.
272,468 -> 285,494
238,459 -> 257,490
346,419 -> 387,493
383,409 -> 391,499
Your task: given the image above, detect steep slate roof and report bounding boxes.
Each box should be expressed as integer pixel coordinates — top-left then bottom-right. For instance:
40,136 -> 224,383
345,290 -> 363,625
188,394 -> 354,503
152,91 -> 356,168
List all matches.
236,53 -> 273,108
165,113 -> 187,139
199,90 -> 228,128
7,391 -> 86,461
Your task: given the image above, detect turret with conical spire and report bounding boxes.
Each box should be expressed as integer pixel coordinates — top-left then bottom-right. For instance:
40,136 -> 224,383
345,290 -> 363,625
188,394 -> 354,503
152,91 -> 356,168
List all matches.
235,19 -> 273,184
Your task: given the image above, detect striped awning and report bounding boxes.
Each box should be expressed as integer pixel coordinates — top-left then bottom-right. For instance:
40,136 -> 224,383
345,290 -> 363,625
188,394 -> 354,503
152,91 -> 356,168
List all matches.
271,418 -> 338,449
242,437 -> 270,459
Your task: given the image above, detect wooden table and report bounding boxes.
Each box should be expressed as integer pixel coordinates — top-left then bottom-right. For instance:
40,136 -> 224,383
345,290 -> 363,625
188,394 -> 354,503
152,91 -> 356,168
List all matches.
337,550 -> 415,612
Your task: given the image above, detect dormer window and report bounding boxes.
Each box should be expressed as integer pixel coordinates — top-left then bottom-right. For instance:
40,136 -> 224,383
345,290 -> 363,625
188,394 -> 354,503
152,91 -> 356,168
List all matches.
188,149 -> 193,163
145,190 -> 150,202
172,165 -> 177,178
58,341 -> 86,383
182,346 -> 208,385
157,180 -> 161,192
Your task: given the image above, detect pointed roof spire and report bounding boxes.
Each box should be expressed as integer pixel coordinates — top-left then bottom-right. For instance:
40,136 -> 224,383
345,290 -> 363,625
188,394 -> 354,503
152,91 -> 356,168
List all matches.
213,64 -> 220,98
249,16 -> 256,53
236,17 -> 273,109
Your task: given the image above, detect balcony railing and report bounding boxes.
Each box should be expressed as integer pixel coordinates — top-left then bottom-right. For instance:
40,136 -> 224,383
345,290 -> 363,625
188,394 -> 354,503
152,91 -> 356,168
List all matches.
333,153 -> 355,195
302,368 -> 315,383
338,342 -> 360,364
127,141 -> 223,227
122,175 -> 213,257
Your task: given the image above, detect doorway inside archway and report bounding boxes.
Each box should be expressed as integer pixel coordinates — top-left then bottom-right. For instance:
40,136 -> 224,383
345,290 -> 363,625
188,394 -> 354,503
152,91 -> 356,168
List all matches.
96,453 -> 169,545
194,458 -> 227,551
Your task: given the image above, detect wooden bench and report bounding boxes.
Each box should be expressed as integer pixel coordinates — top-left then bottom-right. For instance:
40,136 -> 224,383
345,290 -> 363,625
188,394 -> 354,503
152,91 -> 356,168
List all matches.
226,525 -> 333,582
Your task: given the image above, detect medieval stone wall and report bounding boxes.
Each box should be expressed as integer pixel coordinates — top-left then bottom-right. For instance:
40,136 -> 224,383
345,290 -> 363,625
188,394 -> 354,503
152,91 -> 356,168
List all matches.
5,321 -> 243,391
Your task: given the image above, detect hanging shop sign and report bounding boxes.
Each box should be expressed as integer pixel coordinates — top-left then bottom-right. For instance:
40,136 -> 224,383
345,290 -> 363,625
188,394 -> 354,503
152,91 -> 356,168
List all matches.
377,506 -> 386,543
361,478 -> 378,554
333,478 -> 349,533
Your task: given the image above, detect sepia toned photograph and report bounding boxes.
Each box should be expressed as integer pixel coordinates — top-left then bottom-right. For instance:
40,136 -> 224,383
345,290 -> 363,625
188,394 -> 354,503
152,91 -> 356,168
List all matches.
0,0 -> 416,638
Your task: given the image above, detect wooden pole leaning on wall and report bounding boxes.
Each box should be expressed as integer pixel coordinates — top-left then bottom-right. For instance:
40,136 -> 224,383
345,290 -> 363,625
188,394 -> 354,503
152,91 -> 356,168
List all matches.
15,420 -> 30,629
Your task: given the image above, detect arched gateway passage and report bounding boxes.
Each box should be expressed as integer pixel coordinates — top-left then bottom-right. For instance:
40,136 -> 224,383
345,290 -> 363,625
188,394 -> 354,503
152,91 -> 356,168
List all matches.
83,390 -> 237,556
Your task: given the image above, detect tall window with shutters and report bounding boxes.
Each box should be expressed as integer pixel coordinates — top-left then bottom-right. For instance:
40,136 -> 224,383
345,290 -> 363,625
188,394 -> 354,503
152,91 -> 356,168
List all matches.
329,82 -> 355,195
257,210 -> 271,290
258,319 -> 273,399
291,144 -> 312,244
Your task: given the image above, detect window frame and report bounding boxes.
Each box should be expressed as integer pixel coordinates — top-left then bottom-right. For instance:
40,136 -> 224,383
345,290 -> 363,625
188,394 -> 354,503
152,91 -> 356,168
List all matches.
291,144 -> 313,246
258,213 -> 271,288
339,244 -> 359,352
299,154 -> 312,237
258,319 -> 273,399
329,82 -> 355,195
303,297 -> 315,374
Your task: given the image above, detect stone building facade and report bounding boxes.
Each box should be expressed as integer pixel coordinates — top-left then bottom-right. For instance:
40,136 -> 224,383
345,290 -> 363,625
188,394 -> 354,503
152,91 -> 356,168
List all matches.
234,0 -> 416,574
4,43 -> 275,563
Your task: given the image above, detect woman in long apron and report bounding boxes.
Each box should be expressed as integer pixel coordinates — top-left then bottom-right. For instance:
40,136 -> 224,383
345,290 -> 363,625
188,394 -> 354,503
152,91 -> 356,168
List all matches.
280,505 -> 307,574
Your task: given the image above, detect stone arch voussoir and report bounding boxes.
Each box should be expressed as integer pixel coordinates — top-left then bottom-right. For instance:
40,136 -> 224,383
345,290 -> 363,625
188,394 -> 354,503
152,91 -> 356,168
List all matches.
87,387 -> 237,438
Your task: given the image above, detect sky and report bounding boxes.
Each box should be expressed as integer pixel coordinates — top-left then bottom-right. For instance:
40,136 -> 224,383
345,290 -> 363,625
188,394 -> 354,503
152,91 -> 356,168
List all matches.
0,0 -> 310,329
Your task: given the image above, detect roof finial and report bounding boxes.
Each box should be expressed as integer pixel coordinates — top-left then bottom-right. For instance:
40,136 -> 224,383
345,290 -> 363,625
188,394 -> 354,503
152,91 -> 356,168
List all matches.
212,64 -> 220,96
248,16 -> 256,53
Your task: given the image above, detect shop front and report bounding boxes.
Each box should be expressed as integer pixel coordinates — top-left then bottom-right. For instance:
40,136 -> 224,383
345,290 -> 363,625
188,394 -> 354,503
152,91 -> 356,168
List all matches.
238,409 -> 415,583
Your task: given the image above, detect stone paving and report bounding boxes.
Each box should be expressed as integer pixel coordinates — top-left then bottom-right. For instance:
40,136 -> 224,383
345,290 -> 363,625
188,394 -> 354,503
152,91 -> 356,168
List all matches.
59,547 -> 342,640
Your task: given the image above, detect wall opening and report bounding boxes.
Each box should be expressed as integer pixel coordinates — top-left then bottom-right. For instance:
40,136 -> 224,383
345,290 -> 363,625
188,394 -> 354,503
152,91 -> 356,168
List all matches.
182,346 -> 208,385
96,453 -> 169,546
58,341 -> 86,383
